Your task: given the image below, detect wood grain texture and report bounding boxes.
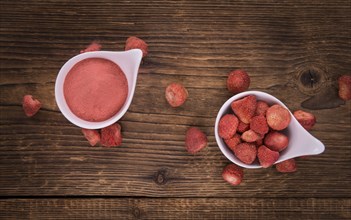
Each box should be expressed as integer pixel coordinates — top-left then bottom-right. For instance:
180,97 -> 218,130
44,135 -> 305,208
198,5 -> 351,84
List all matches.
0,0 -> 351,218
0,103 -> 350,197
1,198 -> 350,220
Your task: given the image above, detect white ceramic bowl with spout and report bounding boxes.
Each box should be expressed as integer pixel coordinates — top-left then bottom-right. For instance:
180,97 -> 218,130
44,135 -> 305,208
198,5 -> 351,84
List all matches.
215,91 -> 325,169
55,49 -> 143,129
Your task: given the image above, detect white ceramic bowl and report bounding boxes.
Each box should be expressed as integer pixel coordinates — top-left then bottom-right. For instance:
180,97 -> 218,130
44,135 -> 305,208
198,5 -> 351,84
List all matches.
215,91 -> 325,169
55,49 -> 143,129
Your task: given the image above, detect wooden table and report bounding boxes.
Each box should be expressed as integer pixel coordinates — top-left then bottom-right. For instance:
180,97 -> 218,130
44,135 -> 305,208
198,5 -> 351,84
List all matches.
1,1 -> 350,219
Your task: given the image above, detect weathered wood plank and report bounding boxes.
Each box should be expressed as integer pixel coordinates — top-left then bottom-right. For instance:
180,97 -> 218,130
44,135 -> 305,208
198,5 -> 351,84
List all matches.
0,198 -> 350,220
0,106 -> 350,197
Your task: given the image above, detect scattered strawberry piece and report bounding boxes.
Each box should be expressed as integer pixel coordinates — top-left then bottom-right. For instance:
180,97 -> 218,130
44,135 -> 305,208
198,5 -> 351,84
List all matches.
226,70 -> 250,94
100,123 -> 122,147
250,115 -> 269,135
276,158 -> 297,173
224,133 -> 241,152
338,75 -> 351,101
222,164 -> 244,186
255,100 -> 269,116
22,95 -> 41,117
185,127 -> 208,154
237,121 -> 250,133
125,36 -> 148,58
218,114 -> 239,139
257,145 -> 279,168
266,104 -> 291,130
241,130 -> 262,142
80,41 -> 102,53
231,95 -> 257,124
293,110 -> 316,130
165,83 -> 188,107
81,129 -> 100,146
233,143 -> 257,165
264,131 -> 289,152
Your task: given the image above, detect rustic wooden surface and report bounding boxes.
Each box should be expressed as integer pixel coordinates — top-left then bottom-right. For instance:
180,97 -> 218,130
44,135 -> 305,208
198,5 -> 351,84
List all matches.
0,0 -> 350,219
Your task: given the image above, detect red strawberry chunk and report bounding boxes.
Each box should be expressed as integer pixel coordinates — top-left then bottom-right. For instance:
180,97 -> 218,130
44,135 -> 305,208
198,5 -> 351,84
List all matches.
218,114 -> 239,139
257,145 -> 279,168
276,158 -> 297,173
185,127 -> 208,154
82,129 -> 100,146
222,164 -> 244,186
233,143 -> 257,165
101,123 -> 122,147
231,95 -> 257,124
23,95 -> 41,117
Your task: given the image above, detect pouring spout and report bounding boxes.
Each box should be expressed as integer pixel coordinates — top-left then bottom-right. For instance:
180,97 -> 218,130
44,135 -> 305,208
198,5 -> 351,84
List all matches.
277,116 -> 325,163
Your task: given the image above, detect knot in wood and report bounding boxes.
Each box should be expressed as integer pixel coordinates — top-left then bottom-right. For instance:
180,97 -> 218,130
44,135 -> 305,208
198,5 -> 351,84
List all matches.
132,206 -> 141,219
300,70 -> 320,88
295,64 -> 329,95
154,169 -> 168,185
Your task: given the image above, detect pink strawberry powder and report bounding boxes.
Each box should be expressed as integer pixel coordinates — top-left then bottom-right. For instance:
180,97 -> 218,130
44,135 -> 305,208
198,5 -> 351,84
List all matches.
64,58 -> 128,122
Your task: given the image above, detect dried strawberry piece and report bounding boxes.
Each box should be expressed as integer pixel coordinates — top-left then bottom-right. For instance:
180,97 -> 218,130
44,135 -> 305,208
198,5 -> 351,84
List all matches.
165,83 -> 188,107
222,164 -> 244,186
241,130 -> 262,143
237,121 -> 250,133
125,36 -> 148,58
82,129 -> 100,146
23,95 -> 41,117
101,123 -> 122,147
276,159 -> 297,173
218,114 -> 239,139
266,104 -> 291,131
255,100 -> 269,116
257,145 -> 279,168
80,41 -> 101,53
224,133 -> 241,152
185,127 -> 208,154
250,115 -> 269,135
293,110 -> 316,130
226,70 -> 250,94
231,95 -> 257,124
233,143 -> 257,165
264,131 -> 289,152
